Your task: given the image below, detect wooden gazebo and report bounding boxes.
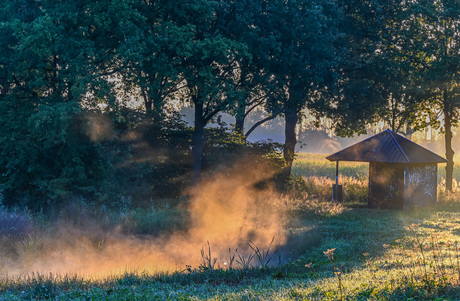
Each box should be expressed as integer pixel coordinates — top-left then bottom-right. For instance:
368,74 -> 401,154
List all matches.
326,129 -> 448,209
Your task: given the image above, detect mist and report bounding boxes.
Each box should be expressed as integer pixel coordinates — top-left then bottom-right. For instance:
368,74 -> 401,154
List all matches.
0,158 -> 287,278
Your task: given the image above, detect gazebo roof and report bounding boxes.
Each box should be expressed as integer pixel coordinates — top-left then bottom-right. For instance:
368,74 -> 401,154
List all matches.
326,129 -> 447,163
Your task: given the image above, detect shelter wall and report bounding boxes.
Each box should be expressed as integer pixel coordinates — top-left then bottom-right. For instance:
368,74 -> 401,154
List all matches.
403,164 -> 437,208
369,163 -> 404,209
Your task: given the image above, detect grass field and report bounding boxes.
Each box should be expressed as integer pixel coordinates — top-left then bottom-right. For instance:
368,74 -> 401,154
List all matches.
2,153 -> 460,300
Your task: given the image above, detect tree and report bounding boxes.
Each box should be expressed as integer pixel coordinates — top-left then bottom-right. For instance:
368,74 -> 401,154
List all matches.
168,0 -> 250,184
258,0 -> 342,187
109,0 -> 193,124
404,0 -> 460,191
311,0 -> 459,191
312,1 -> 411,137
218,0 -> 280,139
0,0 -> 121,209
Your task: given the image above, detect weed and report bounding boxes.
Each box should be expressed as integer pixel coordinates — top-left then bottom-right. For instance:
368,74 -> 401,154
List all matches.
248,236 -> 278,269
235,249 -> 255,269
323,248 -> 344,300
14,234 -> 42,271
226,248 -> 237,270
200,241 -> 217,271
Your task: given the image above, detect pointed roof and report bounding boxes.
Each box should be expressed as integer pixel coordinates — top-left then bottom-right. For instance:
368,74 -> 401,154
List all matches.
326,129 -> 448,163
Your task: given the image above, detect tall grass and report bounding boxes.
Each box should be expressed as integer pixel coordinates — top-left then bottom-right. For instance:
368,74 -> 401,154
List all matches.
292,153 -> 369,204
4,200 -> 460,299
3,153 -> 460,299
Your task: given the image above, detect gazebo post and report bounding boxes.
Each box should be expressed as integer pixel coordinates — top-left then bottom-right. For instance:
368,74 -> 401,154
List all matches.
333,160 -> 339,204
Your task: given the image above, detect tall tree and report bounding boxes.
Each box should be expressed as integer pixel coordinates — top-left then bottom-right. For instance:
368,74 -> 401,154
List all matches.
110,0 -> 193,124
0,0 -> 121,208
404,0 -> 460,191
169,0 -> 249,184
219,0 -> 279,139
259,0 -> 342,187
315,0 -> 413,137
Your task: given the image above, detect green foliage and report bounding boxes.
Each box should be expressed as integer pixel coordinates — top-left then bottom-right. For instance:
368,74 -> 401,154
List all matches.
255,0 -> 343,180
401,0 -> 460,190
0,0 -> 122,210
0,102 -> 112,210
202,125 -> 284,172
2,1 -> 460,298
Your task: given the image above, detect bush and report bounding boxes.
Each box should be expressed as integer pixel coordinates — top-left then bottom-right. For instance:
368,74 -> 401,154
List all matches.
0,104 -> 113,212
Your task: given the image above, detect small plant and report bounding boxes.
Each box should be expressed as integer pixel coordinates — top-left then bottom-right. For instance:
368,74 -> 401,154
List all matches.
235,249 -> 255,269
248,236 -> 278,269
14,234 -> 42,271
200,241 -> 217,271
196,238 -> 280,271
226,248 -> 237,270
286,175 -> 309,199
14,234 -> 40,256
323,248 -> 344,301
88,238 -> 105,252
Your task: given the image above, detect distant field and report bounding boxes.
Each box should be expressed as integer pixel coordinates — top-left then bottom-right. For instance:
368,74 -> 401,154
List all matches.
292,153 -> 369,179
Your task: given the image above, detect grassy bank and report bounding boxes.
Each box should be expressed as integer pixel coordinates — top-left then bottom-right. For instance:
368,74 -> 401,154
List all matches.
2,153 -> 460,300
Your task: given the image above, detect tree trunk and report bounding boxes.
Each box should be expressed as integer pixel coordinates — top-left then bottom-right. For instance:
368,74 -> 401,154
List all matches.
235,116 -> 245,135
140,86 -> 153,118
284,108 -> 298,173
277,107 -> 298,190
141,87 -> 164,125
192,99 -> 206,185
444,100 -> 455,192
390,95 -> 396,132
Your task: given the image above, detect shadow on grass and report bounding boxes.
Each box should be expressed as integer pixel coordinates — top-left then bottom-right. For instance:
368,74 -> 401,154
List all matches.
278,201 -> 441,277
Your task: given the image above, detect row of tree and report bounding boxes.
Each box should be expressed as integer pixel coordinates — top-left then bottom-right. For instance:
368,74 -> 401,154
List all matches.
0,0 -> 459,209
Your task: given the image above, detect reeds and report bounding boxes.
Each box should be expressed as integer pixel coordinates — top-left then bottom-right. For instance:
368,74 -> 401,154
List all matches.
199,238 -> 280,271
200,241 -> 217,271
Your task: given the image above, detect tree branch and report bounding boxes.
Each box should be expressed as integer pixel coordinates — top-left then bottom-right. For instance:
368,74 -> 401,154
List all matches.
244,114 -> 278,138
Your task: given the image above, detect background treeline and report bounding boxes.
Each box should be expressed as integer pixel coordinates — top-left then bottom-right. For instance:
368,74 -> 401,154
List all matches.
1,0 -> 459,211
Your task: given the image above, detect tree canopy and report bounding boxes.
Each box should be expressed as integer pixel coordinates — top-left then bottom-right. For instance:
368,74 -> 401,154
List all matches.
1,0 -> 458,210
